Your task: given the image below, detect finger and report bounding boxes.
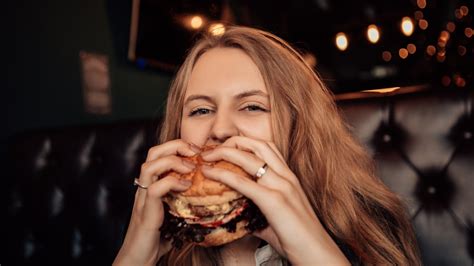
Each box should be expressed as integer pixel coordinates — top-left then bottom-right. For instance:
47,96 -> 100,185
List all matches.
201,147 -> 289,192
139,175 -> 192,230
201,147 -> 264,178
145,139 -> 201,162
266,141 -> 286,163
202,148 -> 315,217
220,136 -> 296,183
136,155 -> 195,205
200,165 -> 273,206
139,155 -> 196,185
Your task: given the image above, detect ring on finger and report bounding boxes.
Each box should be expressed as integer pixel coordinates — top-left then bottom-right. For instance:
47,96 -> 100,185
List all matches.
134,178 -> 149,189
255,163 -> 268,180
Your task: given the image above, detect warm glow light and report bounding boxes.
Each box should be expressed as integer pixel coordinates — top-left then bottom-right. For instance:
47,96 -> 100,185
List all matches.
446,22 -> 456,33
407,43 -> 417,54
441,76 -> 451,86
417,0 -> 426,9
458,45 -> 467,56
419,19 -> 429,30
382,51 -> 392,62
399,48 -> 409,59
454,74 -> 466,87
436,51 -> 446,62
302,52 -> 317,68
401,17 -> 414,36
209,23 -> 225,36
465,27 -> 473,38
455,9 -> 463,19
438,31 -> 450,47
460,6 -> 469,16
414,11 -> 424,20
335,32 -> 349,51
367,25 -> 380,44
190,16 -> 203,29
426,45 -> 436,56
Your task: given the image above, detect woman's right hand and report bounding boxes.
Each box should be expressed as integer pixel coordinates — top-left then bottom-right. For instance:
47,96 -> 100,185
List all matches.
113,140 -> 200,266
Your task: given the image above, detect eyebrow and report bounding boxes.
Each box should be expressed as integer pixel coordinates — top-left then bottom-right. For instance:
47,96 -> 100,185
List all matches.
184,89 -> 269,106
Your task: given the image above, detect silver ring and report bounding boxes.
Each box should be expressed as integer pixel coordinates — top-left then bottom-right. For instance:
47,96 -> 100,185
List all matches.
134,178 -> 148,189
255,163 -> 268,180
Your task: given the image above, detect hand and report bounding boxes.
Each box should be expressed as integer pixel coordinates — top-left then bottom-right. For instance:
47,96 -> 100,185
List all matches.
113,140 -> 200,266
200,136 -> 349,265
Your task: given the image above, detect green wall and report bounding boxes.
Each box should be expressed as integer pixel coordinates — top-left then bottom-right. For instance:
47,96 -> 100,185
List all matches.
4,0 -> 171,156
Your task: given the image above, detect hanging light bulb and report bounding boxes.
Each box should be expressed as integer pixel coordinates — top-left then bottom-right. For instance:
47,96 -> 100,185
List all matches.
401,17 -> 414,36
335,32 -> 349,51
367,25 -> 380,44
190,16 -> 203,29
209,23 -> 225,36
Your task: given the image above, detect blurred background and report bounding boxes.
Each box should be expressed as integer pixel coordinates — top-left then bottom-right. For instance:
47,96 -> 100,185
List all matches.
2,0 -> 473,264
4,0 -> 472,159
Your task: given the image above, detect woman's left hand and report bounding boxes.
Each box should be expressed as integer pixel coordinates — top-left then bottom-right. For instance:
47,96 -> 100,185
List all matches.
200,136 -> 349,265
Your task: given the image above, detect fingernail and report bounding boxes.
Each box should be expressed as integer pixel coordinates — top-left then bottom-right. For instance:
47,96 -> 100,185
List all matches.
182,159 -> 196,169
188,143 -> 202,153
180,179 -> 192,186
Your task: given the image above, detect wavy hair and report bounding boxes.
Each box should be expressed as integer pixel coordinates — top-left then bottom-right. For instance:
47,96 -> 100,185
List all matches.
158,26 -> 420,265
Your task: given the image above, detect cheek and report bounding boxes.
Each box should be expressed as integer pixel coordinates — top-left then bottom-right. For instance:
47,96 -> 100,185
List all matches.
238,116 -> 273,142
180,119 -> 210,145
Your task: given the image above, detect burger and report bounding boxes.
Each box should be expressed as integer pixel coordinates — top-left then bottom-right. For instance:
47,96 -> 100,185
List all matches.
160,146 -> 268,248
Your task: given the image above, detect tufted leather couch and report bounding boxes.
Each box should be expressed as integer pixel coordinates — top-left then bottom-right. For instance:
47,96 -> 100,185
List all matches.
2,87 -> 473,265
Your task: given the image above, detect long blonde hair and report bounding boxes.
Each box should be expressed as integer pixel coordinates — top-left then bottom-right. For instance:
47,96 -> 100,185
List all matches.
159,26 -> 420,265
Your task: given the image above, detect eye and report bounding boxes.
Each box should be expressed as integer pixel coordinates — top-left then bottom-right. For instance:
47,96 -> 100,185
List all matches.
189,107 -> 213,117
241,104 -> 269,112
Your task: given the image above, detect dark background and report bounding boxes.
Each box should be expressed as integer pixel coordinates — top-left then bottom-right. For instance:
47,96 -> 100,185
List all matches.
4,0 -> 473,161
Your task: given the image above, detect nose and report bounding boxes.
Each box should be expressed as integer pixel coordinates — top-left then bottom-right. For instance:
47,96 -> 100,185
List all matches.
208,111 -> 239,144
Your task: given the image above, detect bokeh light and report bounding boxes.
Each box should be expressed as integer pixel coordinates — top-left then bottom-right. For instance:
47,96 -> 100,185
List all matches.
335,32 -> 349,51
401,17 -> 414,36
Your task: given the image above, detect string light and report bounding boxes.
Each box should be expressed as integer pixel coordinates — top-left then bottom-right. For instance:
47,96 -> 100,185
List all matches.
209,23 -> 225,36
367,25 -> 380,44
190,16 -> 203,29
426,45 -> 436,56
401,17 -> 414,36
446,22 -> 456,33
382,51 -> 392,62
419,19 -> 429,30
407,44 -> 417,54
460,6 -> 469,16
414,11 -> 423,20
441,76 -> 451,86
455,9 -> 463,20
417,0 -> 426,9
465,28 -> 473,38
399,48 -> 409,59
335,32 -> 349,51
438,31 -> 450,48
454,74 -> 466,87
458,46 -> 467,56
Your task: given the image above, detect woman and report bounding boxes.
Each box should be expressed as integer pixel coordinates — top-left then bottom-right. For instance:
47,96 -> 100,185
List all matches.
114,26 -> 420,265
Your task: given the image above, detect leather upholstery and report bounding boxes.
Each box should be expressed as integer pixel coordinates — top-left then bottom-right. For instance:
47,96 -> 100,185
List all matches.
2,88 -> 473,265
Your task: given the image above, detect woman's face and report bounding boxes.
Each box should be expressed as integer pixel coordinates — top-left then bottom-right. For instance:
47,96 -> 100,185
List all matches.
181,48 -> 273,147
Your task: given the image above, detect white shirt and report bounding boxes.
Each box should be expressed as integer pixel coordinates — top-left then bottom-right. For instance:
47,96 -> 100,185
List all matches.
254,244 -> 285,266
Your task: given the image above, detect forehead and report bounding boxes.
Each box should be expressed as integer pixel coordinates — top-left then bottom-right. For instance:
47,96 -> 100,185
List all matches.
186,47 -> 268,96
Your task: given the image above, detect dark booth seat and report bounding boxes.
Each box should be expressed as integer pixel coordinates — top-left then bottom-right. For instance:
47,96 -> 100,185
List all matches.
2,88 -> 473,265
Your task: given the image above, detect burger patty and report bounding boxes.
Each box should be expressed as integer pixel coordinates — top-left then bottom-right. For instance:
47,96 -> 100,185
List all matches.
160,200 -> 268,249
189,198 -> 247,217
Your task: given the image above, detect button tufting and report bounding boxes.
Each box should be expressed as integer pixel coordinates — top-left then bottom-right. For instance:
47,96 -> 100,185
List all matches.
464,131 -> 472,140
383,134 -> 391,143
427,186 -> 436,195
